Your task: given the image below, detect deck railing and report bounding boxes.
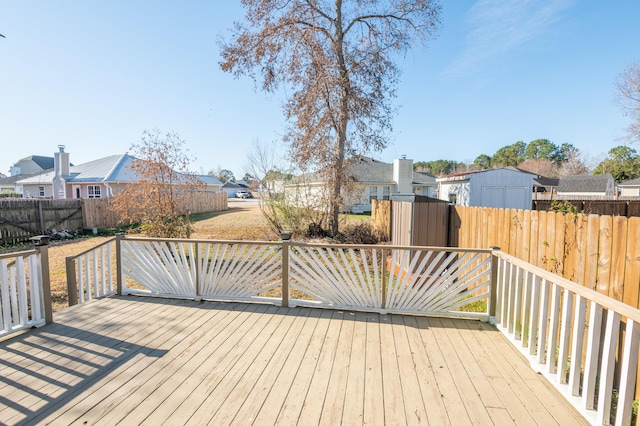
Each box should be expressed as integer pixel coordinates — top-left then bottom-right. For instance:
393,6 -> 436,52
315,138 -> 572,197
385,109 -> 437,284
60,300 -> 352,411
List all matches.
0,237 -> 52,339
61,234 -> 640,424
115,235 -> 493,319
65,237 -> 117,306
493,250 -> 640,426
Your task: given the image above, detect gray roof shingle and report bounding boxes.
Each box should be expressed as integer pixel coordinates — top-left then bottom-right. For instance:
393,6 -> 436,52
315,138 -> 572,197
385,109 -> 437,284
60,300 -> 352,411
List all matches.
557,174 -> 614,193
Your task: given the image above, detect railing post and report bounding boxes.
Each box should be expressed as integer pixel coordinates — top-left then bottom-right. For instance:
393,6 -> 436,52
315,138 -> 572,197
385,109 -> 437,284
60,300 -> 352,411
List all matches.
195,242 -> 201,299
33,236 -> 53,324
115,233 -> 125,296
66,256 -> 78,306
489,246 -> 501,319
381,248 -> 387,311
280,232 -> 291,308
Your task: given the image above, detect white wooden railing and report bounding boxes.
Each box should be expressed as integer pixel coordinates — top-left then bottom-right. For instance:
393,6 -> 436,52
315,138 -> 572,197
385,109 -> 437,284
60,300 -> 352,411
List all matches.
0,239 -> 52,339
64,235 -> 640,424
66,238 -> 117,306
115,235 -> 493,319
493,250 -> 640,426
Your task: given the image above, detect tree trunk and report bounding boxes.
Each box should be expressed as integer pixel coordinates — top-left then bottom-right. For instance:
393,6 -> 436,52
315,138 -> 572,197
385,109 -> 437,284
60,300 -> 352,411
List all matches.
330,0 -> 348,237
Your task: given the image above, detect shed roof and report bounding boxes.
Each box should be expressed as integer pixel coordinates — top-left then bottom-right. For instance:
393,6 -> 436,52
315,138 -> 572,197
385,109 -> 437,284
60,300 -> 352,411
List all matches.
620,177 -> 640,186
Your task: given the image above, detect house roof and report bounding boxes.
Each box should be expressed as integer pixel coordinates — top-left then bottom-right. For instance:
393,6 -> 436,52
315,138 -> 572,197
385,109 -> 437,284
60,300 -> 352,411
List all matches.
16,154 -> 134,184
620,177 -> 640,186
557,174 -> 614,193
221,181 -> 243,189
198,175 -> 223,185
413,171 -> 436,184
15,155 -> 55,171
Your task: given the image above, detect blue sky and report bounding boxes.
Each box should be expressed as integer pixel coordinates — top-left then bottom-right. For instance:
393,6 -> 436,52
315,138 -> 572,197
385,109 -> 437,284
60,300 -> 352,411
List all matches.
1,1 -> 638,178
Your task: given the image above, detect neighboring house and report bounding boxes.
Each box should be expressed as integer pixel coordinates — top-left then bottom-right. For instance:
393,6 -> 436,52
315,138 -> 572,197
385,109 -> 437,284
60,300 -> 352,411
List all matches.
556,174 -> 616,197
286,156 -> 438,212
16,146 -> 222,199
221,181 -> 247,198
436,167 -> 537,210
9,154 -> 55,176
617,178 -> 640,197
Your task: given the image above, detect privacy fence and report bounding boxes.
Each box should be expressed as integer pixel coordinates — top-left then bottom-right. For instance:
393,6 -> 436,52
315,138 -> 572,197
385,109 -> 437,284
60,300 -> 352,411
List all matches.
532,195 -> 640,217
450,206 -> 640,310
0,192 -> 227,245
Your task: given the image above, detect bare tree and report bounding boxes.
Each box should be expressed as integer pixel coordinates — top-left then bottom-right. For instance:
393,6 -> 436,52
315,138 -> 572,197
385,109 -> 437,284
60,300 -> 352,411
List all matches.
220,0 -> 441,235
110,129 -> 203,238
616,62 -> 640,144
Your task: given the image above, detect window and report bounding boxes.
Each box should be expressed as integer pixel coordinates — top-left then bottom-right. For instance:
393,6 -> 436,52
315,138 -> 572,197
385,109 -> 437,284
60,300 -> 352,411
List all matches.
383,186 -> 390,200
87,185 -> 101,198
448,193 -> 457,204
369,186 -> 377,202
38,186 -> 45,197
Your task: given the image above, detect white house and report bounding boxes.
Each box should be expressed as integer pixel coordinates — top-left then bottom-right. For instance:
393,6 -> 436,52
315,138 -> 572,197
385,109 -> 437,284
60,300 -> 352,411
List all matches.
286,156 -> 437,212
436,167 -> 536,210
17,146 -> 222,199
616,178 -> 640,197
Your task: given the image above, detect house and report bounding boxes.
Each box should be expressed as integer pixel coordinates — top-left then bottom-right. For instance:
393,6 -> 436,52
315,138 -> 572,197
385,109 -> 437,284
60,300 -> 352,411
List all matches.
556,174 -> 616,197
16,146 -> 222,199
9,154 -> 55,176
436,167 -> 537,210
618,177 -> 640,197
286,156 -> 438,212
221,181 -> 250,198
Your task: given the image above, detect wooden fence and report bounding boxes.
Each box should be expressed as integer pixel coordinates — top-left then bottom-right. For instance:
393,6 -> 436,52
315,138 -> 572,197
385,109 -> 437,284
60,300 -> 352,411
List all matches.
0,199 -> 83,245
533,197 -> 640,217
0,192 -> 228,244
449,206 -> 640,310
83,191 -> 228,228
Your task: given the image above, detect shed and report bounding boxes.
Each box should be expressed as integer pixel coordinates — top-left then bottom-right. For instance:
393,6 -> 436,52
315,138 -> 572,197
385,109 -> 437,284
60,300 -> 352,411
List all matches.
437,168 -> 535,210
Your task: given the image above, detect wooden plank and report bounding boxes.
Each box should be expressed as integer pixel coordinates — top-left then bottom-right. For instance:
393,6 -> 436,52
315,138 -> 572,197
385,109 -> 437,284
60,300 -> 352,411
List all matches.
585,214 -> 600,290
434,318 -> 493,424
389,314 -> 428,425
317,309 -> 355,426
521,209 -> 531,263
340,311 -> 369,424
14,299 -> 224,425
402,316 -> 449,425
207,308 -> 310,425
529,210 -> 539,265
378,314 -> 407,425
623,217 -> 640,309
47,302 -> 238,425
597,215 -> 613,295
536,211 -> 548,269
415,316 -> 471,424
609,216 -> 628,301
545,212 -> 558,274
296,310 -> 345,424
266,310 -> 339,424
362,311 -> 385,426
165,305 -> 289,425
0,298 -> 186,423
563,214 -> 578,282
574,214 -> 588,286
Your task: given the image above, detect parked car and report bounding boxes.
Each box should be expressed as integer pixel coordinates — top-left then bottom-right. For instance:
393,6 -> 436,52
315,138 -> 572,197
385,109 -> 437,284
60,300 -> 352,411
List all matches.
236,190 -> 252,199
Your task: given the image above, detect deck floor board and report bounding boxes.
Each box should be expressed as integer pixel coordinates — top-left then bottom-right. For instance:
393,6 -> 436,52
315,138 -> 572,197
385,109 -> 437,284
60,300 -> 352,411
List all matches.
0,296 -> 589,425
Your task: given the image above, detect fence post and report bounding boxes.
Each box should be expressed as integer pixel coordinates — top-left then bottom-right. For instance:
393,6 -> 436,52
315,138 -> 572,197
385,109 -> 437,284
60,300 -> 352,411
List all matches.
33,236 -> 53,324
66,256 -> 78,306
489,246 -> 501,319
280,232 -> 291,308
116,233 -> 125,296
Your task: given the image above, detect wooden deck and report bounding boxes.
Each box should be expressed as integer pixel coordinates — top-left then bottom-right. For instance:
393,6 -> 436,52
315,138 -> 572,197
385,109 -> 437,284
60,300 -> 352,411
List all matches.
0,296 -> 588,425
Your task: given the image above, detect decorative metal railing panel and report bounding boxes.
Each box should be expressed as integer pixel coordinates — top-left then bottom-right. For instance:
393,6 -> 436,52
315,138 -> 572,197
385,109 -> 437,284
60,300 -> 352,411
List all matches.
494,251 -> 640,426
0,250 -> 45,338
